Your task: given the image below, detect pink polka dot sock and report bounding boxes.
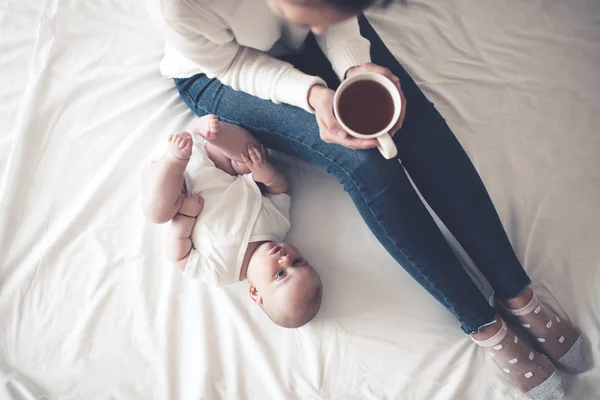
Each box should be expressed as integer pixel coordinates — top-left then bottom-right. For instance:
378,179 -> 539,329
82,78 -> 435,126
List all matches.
471,319 -> 565,399
502,290 -> 590,373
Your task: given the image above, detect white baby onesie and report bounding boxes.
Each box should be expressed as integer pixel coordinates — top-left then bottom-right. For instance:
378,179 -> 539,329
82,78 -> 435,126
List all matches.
179,133 -> 291,286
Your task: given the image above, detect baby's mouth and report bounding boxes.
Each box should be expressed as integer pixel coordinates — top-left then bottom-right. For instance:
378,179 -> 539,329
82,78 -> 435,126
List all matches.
269,244 -> 282,256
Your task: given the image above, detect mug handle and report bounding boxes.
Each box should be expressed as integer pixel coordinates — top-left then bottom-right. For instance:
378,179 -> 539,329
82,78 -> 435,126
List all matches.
377,133 -> 398,159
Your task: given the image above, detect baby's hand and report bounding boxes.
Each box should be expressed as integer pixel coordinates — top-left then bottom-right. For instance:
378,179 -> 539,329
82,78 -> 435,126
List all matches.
240,144 -> 278,185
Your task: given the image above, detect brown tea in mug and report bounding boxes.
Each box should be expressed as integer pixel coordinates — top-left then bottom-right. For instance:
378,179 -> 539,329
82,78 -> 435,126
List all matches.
337,80 -> 395,135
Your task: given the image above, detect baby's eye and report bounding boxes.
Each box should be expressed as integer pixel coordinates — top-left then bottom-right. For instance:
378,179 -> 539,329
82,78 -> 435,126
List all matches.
275,270 -> 286,280
293,258 -> 304,266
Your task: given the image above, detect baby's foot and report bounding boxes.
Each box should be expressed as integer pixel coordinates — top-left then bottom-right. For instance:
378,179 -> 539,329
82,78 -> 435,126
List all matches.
189,114 -> 220,141
472,319 -> 565,399
503,290 -> 590,373
178,193 -> 204,218
168,131 -> 193,161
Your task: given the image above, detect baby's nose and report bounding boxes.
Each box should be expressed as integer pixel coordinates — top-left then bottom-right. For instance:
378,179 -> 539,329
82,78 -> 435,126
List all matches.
279,254 -> 291,265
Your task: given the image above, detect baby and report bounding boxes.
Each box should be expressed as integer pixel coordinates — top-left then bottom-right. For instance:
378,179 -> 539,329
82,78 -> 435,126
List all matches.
142,115 -> 322,328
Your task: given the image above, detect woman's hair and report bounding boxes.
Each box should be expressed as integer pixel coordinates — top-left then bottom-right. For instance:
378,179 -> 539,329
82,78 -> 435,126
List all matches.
321,0 -> 393,13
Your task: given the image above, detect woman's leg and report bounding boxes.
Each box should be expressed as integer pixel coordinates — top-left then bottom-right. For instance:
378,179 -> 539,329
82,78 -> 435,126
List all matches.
356,15 -> 583,388
356,15 -> 531,301
175,76 -> 496,334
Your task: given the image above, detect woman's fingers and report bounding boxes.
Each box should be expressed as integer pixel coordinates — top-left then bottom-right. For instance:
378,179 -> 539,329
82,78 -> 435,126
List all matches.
320,108 -> 345,138
240,152 -> 251,166
312,86 -> 379,150
319,125 -> 380,149
348,62 -> 396,82
335,132 -> 380,150
317,120 -> 377,149
326,109 -> 379,150
316,112 -> 378,150
372,65 -> 395,81
247,144 -> 259,163
260,144 -> 268,159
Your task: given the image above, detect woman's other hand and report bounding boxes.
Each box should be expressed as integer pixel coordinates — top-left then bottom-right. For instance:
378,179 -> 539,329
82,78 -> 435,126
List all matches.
307,85 -> 379,150
346,63 -> 407,136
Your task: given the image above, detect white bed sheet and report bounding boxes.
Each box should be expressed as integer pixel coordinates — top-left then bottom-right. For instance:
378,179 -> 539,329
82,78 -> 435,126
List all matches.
1,0 -> 599,399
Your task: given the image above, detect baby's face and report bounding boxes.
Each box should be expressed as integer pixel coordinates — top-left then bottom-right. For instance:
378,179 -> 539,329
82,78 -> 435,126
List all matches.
247,242 -> 321,306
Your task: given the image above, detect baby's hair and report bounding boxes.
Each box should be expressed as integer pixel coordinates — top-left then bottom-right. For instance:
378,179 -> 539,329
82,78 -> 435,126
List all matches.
265,284 -> 323,328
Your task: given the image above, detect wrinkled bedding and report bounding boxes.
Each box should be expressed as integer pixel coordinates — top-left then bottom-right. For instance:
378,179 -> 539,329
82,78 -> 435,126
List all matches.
1,0 -> 599,398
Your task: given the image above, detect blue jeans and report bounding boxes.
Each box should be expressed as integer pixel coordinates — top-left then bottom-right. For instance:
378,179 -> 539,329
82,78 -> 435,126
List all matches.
174,15 -> 530,334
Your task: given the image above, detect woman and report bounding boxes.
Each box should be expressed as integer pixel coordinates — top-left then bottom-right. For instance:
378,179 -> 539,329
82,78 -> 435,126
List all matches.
147,0 -> 588,397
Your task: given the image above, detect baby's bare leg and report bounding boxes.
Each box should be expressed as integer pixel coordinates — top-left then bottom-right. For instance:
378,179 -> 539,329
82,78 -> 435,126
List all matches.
187,115 -> 261,175
141,132 -> 193,224
166,194 -> 204,271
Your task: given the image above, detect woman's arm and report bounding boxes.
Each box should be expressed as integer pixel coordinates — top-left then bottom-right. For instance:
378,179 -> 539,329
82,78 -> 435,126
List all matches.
315,18 -> 372,80
147,0 -> 326,112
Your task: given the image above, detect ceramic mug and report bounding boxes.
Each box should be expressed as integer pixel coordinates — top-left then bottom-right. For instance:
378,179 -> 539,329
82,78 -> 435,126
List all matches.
333,72 -> 401,159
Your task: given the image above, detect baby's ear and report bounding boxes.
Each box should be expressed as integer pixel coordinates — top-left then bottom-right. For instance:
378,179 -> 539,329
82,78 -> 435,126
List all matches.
248,282 -> 263,305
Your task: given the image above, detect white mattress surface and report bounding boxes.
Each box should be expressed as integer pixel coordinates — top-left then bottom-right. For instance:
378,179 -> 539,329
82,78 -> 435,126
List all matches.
1,0 -> 599,399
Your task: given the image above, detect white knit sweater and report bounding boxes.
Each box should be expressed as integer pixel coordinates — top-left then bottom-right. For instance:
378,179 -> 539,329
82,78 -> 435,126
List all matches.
147,0 -> 372,112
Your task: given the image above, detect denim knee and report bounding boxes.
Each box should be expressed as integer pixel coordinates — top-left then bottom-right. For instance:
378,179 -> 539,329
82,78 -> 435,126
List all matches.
327,148 -> 400,192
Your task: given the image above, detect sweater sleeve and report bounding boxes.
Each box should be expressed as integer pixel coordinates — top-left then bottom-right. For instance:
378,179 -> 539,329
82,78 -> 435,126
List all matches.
315,18 -> 372,81
147,0 -> 326,112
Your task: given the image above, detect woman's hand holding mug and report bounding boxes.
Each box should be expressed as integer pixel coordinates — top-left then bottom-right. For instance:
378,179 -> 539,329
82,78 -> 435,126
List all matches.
308,85 -> 379,150
308,62 -> 407,158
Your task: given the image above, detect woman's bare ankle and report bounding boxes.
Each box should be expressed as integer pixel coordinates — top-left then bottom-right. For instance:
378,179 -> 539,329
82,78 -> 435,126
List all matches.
471,317 -> 502,340
503,286 -> 533,309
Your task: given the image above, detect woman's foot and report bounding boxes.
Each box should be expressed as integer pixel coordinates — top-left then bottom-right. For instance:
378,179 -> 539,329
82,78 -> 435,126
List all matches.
472,318 -> 565,399
502,288 -> 590,373
188,114 -> 220,141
